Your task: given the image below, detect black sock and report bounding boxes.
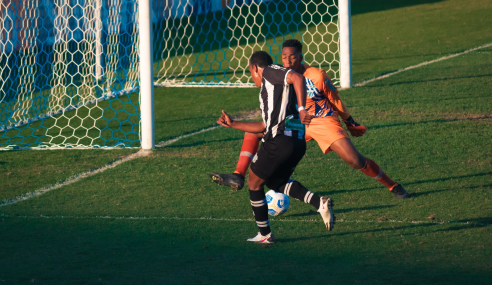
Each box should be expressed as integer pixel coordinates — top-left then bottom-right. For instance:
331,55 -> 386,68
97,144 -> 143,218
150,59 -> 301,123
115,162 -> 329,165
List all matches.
278,179 -> 320,210
249,189 -> 271,236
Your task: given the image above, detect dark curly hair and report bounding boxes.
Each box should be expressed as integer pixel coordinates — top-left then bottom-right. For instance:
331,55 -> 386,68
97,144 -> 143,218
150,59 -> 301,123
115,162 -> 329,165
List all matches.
282,39 -> 303,54
249,51 -> 273,68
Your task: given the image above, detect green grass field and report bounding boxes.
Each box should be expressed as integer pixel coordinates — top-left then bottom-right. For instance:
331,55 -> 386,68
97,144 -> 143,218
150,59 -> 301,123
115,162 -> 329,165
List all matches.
1,0 -> 492,284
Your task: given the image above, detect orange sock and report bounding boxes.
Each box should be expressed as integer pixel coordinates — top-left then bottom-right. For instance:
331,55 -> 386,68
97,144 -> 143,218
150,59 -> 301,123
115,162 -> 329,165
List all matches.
358,158 -> 397,190
234,133 -> 260,177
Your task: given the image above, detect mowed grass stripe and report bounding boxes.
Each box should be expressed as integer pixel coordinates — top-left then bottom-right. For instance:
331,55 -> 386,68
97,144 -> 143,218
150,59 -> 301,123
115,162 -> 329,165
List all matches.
354,41 -> 492,87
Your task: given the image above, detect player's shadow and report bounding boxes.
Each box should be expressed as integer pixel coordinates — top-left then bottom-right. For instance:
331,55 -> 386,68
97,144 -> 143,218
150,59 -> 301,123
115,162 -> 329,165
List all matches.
448,217 -> 492,227
404,217 -> 492,236
278,223 -> 435,243
412,183 -> 492,198
287,205 -> 395,217
318,172 -> 492,196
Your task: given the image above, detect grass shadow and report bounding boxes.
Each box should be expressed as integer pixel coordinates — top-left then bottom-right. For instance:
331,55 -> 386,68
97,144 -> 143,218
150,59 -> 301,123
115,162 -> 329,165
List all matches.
351,0 -> 444,16
162,137 -> 241,149
370,117 -> 492,130
366,73 -> 492,88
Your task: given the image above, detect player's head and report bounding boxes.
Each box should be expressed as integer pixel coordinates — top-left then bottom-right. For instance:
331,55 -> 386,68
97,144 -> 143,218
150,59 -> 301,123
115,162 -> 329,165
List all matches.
282,39 -> 303,72
249,51 -> 273,88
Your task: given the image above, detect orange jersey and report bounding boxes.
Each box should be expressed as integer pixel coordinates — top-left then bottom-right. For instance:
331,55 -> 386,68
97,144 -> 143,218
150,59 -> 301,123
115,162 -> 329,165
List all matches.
303,65 -> 351,120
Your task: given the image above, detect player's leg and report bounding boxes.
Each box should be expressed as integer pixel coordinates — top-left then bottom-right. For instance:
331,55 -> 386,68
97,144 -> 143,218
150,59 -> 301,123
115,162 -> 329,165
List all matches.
266,138 -> 335,231
235,132 -> 262,177
329,138 -> 409,199
307,117 -> 409,199
210,132 -> 262,190
273,179 -> 335,231
245,169 -> 275,243
245,135 -> 295,244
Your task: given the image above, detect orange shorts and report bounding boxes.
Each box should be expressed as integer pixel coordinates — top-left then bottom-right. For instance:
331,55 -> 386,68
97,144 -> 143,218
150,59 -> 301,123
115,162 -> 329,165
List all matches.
305,116 -> 349,154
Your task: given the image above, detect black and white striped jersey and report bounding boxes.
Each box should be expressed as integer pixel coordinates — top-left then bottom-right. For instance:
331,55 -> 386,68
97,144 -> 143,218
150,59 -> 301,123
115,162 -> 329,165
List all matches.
259,65 -> 305,142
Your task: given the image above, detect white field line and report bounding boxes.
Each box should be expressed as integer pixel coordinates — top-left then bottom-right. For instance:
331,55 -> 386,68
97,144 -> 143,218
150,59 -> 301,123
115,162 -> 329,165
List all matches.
0,214 -> 490,227
0,150 -> 151,207
155,125 -> 220,147
354,42 -> 492,87
155,110 -> 260,148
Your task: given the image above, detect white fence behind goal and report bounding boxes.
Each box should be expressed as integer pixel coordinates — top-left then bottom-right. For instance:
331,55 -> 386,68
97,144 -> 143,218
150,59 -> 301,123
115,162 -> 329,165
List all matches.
0,0 -> 350,150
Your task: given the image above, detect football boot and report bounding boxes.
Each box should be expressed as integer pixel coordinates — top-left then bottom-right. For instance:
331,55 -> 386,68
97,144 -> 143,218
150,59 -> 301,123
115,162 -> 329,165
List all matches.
209,172 -> 245,190
318,197 -> 335,231
247,232 -> 276,244
390,184 -> 410,199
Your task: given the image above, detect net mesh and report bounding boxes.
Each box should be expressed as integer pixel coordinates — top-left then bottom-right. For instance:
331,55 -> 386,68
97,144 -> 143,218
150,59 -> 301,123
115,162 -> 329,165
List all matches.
0,0 -> 140,150
0,0 -> 340,150
154,0 -> 340,87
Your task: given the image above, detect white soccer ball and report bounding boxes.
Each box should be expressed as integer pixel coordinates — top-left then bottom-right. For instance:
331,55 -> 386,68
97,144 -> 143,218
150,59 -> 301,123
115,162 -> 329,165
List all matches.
266,190 -> 290,216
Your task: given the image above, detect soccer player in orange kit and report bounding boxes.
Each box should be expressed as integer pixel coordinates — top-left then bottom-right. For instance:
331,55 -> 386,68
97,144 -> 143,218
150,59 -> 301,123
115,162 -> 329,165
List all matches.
211,39 -> 409,199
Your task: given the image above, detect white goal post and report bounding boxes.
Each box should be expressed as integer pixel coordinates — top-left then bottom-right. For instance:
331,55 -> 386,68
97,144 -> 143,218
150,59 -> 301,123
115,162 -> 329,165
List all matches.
0,0 -> 351,150
139,0 -> 155,150
338,0 -> 352,89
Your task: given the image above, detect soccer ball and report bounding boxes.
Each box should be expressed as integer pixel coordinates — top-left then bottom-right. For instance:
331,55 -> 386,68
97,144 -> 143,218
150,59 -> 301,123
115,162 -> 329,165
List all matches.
266,190 -> 290,216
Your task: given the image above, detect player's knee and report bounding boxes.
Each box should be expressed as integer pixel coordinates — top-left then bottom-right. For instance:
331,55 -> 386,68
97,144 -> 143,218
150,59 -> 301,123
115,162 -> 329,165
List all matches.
346,154 -> 366,169
355,155 -> 367,169
247,176 -> 263,191
265,181 -> 281,191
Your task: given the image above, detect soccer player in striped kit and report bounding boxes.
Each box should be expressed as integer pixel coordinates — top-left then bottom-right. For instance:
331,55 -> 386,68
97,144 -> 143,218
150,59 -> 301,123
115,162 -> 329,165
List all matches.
216,51 -> 334,243
211,39 -> 409,199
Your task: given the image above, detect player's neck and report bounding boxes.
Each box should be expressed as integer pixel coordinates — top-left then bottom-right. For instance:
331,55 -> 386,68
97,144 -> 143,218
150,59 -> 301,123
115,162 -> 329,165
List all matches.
295,64 -> 306,75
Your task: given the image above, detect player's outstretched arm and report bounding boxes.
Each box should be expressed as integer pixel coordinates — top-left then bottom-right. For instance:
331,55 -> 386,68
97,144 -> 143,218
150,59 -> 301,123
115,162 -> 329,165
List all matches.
286,71 -> 313,125
217,110 -> 265,133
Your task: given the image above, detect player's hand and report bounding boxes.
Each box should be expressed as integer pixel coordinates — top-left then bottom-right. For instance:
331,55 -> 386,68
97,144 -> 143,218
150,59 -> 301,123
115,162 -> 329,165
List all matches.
343,116 -> 367,137
217,110 -> 234,128
299,110 -> 313,125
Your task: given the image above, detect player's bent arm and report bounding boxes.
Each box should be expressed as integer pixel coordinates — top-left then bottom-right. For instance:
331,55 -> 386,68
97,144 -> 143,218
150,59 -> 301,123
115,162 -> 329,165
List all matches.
286,71 -> 313,124
217,110 -> 265,133
328,93 -> 351,121
317,69 -> 351,120
228,120 -> 265,133
286,71 -> 307,108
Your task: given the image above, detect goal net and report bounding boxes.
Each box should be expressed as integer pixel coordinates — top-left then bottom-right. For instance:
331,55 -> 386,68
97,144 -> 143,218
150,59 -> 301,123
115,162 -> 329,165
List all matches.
0,0 -> 343,150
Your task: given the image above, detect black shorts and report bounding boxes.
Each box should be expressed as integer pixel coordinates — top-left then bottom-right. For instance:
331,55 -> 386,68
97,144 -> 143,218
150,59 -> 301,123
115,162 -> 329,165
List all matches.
250,134 -> 306,190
